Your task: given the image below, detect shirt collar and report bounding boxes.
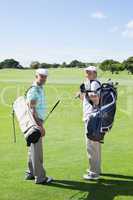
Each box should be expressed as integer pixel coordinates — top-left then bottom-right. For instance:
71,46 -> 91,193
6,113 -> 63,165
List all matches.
32,81 -> 43,88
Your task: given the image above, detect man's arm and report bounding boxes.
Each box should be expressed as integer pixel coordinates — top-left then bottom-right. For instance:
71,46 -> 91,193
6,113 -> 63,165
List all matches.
76,83 -> 87,101
27,99 -> 45,137
75,91 -> 85,101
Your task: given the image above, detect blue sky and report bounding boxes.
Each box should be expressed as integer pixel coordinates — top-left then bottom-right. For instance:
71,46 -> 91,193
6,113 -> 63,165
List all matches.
0,0 -> 133,66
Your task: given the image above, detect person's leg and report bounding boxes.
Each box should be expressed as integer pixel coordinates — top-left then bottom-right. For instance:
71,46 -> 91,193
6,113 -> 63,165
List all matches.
25,147 -> 34,180
86,138 -> 101,175
30,137 -> 46,183
84,120 -> 101,178
28,147 -> 34,174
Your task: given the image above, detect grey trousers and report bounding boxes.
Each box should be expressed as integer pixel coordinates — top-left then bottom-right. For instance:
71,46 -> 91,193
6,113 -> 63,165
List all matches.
85,120 -> 101,175
27,137 -> 46,183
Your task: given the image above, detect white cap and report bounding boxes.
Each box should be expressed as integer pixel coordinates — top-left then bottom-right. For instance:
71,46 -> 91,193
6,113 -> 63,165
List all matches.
36,68 -> 48,76
84,66 -> 97,72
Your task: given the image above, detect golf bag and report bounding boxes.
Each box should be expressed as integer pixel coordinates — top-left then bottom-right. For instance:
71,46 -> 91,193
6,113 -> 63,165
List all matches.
86,81 -> 118,142
13,96 -> 41,146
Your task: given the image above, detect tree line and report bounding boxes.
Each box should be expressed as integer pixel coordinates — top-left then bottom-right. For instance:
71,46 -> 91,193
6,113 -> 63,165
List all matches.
0,57 -> 133,74
99,57 -> 133,74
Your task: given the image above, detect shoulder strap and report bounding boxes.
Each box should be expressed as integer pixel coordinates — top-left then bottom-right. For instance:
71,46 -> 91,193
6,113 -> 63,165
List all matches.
24,86 -> 36,97
90,80 -> 102,92
80,83 -> 86,93
90,79 -> 101,86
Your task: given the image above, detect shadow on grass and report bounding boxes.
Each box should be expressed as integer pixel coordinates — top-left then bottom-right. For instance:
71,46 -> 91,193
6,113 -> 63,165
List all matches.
48,173 -> 133,200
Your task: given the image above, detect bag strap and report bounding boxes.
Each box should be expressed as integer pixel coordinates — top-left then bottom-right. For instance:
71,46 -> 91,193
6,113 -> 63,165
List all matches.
90,79 -> 101,86
24,85 -> 37,97
90,80 -> 102,92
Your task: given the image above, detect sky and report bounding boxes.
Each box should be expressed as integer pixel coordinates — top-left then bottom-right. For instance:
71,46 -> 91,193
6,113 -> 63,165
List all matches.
0,0 -> 133,66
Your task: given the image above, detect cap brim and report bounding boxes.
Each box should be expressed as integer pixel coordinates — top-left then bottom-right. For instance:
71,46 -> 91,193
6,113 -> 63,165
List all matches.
84,68 -> 96,72
36,73 -> 48,76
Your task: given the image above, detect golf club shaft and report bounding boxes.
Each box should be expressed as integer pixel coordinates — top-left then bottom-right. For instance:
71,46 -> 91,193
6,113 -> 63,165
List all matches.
12,108 -> 16,143
44,100 -> 60,123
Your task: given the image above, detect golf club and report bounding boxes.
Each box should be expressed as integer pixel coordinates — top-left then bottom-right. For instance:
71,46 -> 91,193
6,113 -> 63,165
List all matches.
12,104 -> 16,143
44,99 -> 61,123
12,99 -> 61,143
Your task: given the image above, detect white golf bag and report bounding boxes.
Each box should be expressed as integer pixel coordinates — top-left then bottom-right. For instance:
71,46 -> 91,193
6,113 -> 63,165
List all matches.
13,96 -> 41,146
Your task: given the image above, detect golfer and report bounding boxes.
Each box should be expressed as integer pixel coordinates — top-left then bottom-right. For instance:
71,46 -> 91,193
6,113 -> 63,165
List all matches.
78,66 -> 101,180
25,68 -> 53,184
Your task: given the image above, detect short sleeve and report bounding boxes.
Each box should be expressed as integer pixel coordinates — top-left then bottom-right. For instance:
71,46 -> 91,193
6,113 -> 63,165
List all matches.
26,87 -> 38,102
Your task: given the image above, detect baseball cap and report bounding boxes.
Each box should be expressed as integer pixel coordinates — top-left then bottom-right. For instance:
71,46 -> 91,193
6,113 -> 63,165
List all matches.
36,68 -> 48,76
84,66 -> 97,72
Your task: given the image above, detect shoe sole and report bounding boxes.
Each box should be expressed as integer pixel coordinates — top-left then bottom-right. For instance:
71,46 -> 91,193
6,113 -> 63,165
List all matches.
36,178 -> 53,184
25,178 -> 35,180
86,170 -> 101,174
83,176 -> 100,180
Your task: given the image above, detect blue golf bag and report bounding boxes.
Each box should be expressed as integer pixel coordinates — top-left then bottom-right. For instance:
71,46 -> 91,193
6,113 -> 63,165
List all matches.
87,81 -> 118,143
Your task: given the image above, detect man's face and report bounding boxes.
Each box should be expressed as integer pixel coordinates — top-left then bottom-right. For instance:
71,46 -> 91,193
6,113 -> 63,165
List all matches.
36,74 -> 47,85
85,70 -> 97,80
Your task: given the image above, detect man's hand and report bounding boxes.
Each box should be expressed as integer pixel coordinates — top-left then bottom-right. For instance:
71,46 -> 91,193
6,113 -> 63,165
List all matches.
75,91 -> 84,100
38,125 -> 46,137
89,94 -> 100,105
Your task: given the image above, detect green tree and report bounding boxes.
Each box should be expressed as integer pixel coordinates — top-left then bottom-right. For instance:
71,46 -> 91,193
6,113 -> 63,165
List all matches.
52,63 -> 60,68
30,61 -> 40,69
68,60 -> 86,68
60,62 -> 67,68
99,59 -> 123,73
123,57 -> 133,74
0,59 -> 20,68
110,63 -> 124,74
40,63 -> 53,68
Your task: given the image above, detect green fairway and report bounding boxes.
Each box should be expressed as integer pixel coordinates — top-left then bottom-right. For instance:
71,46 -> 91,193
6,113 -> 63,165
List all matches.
0,69 -> 133,200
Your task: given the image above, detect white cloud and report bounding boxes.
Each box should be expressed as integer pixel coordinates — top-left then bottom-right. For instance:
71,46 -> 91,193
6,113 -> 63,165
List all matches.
122,20 -> 133,39
90,11 -> 107,20
126,20 -> 133,29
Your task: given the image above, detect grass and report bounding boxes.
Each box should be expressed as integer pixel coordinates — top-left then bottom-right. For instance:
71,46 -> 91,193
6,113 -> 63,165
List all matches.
0,68 -> 133,200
